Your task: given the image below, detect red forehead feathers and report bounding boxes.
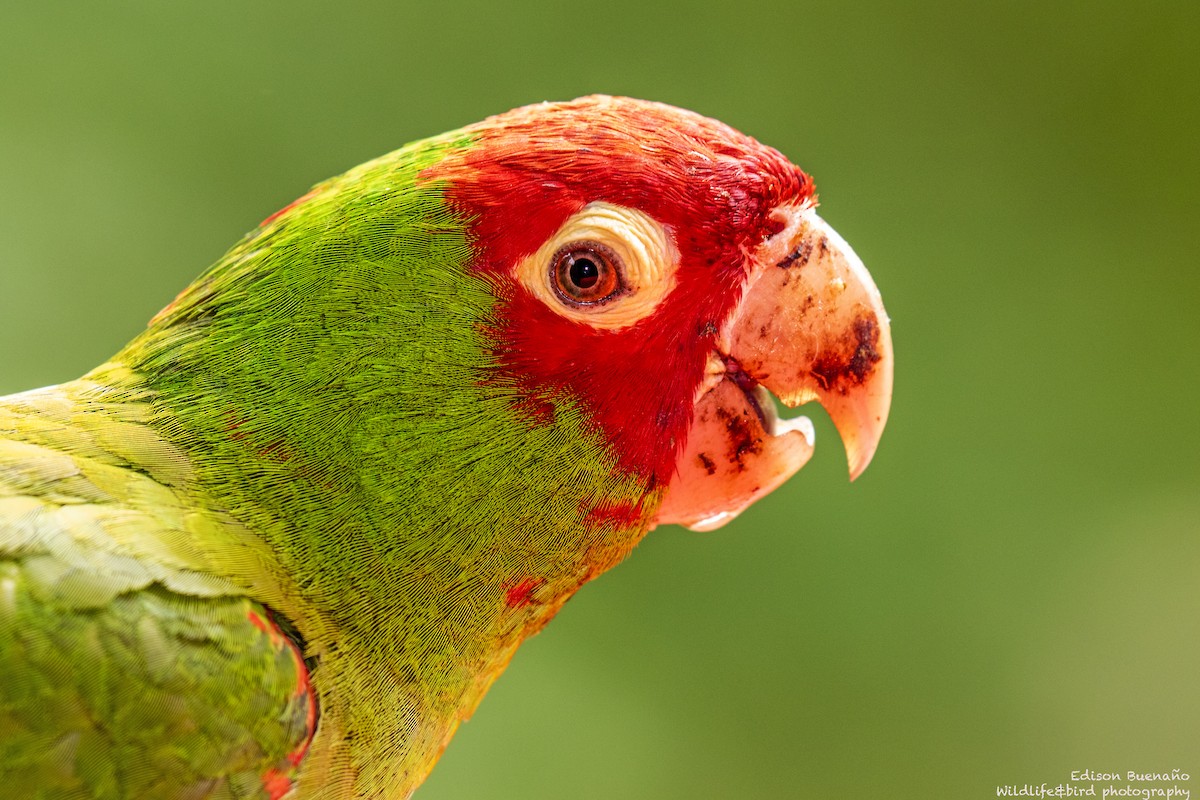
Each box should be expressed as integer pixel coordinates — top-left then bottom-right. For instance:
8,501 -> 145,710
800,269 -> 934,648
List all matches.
429,95 -> 814,273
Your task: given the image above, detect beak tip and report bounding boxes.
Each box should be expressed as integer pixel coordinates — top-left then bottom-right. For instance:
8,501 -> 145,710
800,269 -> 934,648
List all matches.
846,451 -> 872,482
833,393 -> 890,483
844,443 -> 871,482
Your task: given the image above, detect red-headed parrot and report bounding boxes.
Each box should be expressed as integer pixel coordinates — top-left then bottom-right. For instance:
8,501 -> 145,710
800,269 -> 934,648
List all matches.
0,96 -> 892,799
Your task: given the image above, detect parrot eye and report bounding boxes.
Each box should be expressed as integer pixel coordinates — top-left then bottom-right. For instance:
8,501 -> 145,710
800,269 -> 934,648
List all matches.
551,242 -> 623,306
516,202 -> 678,330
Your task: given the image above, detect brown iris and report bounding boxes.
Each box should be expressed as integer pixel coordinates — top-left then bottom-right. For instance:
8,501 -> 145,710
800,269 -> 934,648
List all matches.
550,241 -> 623,306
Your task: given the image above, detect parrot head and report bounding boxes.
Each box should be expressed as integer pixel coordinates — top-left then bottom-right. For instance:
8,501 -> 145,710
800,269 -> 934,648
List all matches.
431,96 -> 892,530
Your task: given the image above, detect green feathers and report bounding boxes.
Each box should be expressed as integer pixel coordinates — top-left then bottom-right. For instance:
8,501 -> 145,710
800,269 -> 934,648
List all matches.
3,127 -> 655,798
0,384 -> 311,799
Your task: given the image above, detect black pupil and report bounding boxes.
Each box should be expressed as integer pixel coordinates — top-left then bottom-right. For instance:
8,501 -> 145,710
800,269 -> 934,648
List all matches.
569,255 -> 600,289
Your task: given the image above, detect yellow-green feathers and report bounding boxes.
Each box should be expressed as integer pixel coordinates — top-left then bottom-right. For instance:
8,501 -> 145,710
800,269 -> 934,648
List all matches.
2,129 -> 656,798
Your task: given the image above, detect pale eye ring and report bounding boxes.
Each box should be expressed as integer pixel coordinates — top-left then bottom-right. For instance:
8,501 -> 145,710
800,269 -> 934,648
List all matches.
550,241 -> 624,306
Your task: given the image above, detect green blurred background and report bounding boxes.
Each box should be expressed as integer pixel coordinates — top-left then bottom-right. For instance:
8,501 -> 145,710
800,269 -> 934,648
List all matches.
2,2 -> 1197,797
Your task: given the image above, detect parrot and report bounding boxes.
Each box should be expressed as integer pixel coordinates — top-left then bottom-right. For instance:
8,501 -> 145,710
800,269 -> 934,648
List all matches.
0,95 -> 893,799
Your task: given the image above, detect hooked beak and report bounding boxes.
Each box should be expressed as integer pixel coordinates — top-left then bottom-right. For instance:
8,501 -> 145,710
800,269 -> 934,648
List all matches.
655,205 -> 893,531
